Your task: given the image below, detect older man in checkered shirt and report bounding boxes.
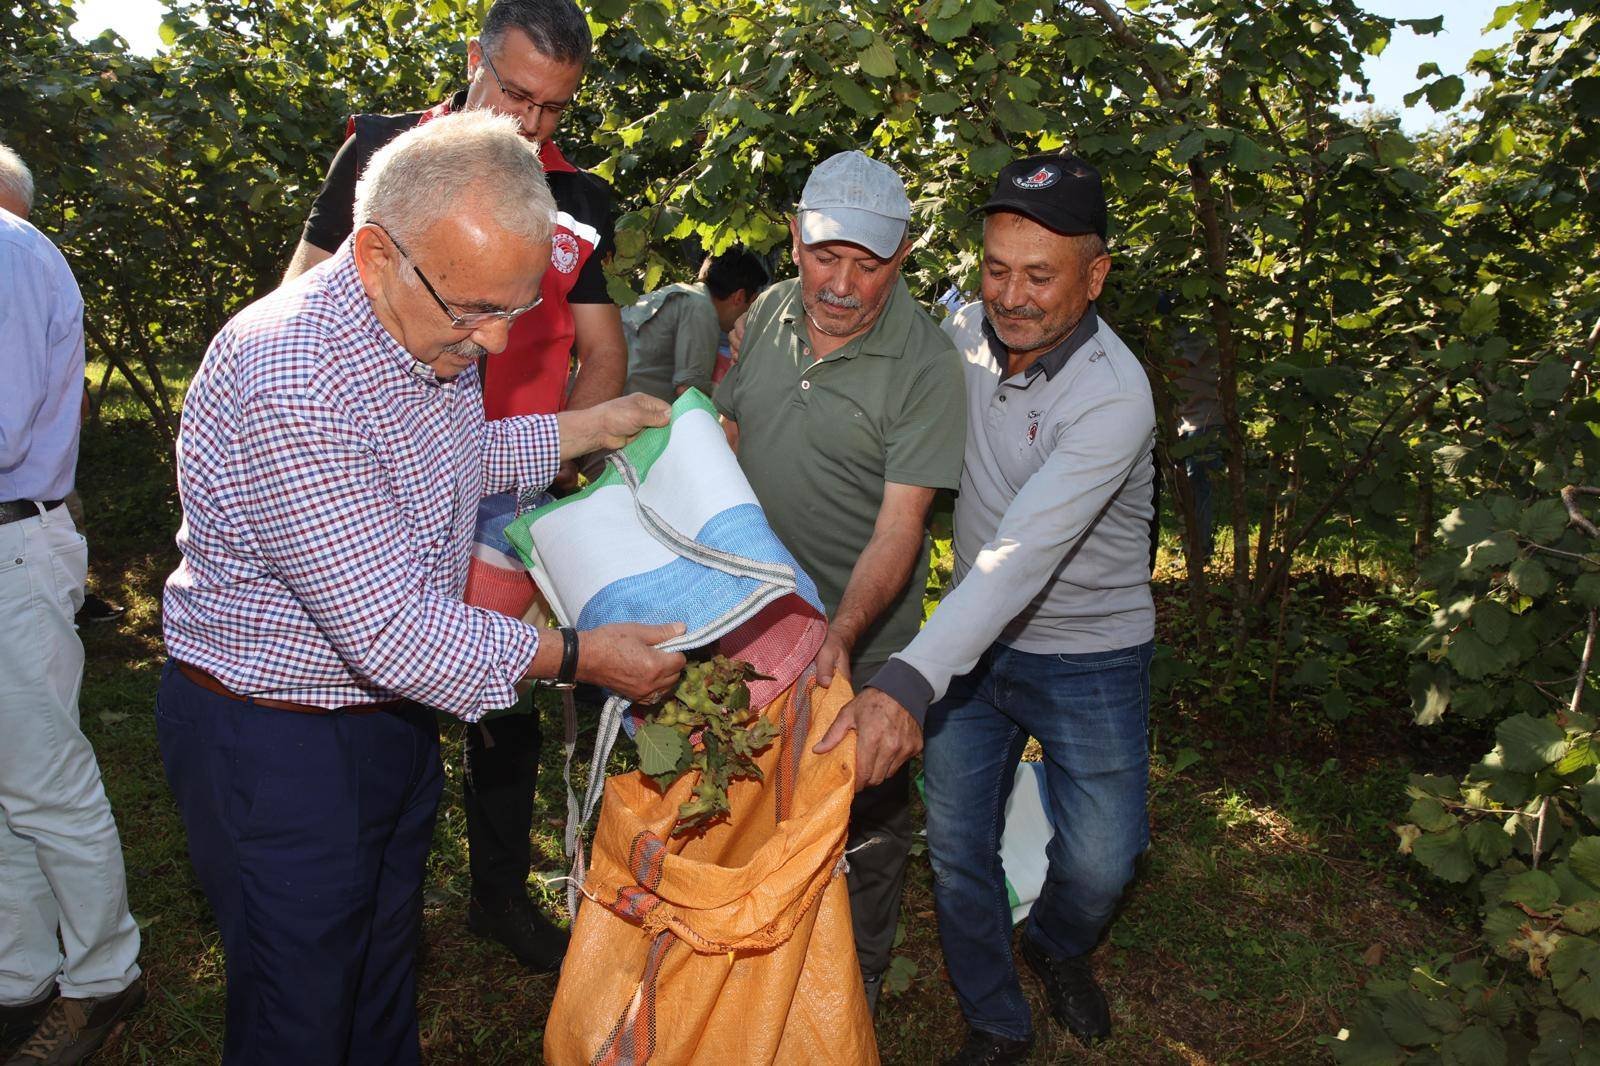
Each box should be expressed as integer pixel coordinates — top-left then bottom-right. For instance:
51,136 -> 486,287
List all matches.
155,111 -> 685,1066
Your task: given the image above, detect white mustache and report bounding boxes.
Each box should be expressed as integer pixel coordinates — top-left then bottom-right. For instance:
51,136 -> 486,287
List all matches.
444,339 -> 488,359
817,290 -> 862,310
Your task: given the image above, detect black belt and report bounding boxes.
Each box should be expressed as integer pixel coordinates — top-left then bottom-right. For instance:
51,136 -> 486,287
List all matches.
0,499 -> 65,526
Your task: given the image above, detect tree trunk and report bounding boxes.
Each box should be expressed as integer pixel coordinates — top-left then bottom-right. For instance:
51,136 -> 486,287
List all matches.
1144,338 -> 1208,616
82,317 -> 179,451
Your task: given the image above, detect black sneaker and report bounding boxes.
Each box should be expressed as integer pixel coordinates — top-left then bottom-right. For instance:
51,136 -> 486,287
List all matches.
940,1028 -> 1035,1065
1019,936 -> 1110,1045
4,975 -> 145,1065
74,594 -> 124,626
467,894 -> 569,974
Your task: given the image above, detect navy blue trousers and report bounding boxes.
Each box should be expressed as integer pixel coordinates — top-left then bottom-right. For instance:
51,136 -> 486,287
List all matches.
155,661 -> 443,1066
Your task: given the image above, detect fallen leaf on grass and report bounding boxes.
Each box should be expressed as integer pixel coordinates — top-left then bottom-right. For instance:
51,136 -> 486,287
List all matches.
883,955 -> 919,996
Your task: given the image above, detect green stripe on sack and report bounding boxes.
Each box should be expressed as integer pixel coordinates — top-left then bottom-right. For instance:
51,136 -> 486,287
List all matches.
504,389 -> 718,570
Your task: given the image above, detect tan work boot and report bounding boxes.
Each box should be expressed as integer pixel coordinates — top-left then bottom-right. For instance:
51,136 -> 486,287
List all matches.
4,976 -> 145,1066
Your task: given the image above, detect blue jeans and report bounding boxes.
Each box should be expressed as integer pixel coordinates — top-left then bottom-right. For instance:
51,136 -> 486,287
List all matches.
923,641 -> 1153,1041
156,661 -> 443,1065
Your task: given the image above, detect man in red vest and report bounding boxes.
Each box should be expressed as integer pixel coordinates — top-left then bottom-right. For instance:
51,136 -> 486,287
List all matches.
281,0 -> 625,973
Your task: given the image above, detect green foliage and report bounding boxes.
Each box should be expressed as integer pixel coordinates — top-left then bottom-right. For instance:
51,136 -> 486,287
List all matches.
9,0 -> 1600,1049
637,655 -> 778,835
0,0 -> 476,441
1353,0 -> 1600,1054
0,0 -> 1532,600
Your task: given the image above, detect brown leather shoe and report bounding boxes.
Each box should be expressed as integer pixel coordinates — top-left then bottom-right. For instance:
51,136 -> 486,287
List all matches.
4,975 -> 145,1065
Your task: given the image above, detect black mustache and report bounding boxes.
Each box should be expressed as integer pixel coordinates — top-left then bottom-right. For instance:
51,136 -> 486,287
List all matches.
992,305 -> 1044,321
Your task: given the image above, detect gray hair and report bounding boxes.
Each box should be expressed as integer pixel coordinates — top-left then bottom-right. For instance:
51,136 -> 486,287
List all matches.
0,141 -> 35,215
482,0 -> 592,67
1074,232 -> 1108,261
353,110 -> 555,251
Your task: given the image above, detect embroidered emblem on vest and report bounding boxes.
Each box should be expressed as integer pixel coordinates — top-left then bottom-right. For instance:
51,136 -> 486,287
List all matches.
551,232 -> 581,274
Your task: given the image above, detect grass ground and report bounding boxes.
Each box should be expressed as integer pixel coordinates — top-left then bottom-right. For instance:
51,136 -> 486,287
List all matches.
20,371 -> 1485,1064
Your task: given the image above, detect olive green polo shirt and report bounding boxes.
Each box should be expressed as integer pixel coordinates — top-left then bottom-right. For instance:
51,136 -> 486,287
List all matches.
622,282 -> 723,402
714,276 -> 966,668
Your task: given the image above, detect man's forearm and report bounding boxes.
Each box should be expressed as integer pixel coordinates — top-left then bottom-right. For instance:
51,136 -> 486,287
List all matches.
554,407 -> 604,460
567,354 -> 625,410
566,340 -> 626,410
522,628 -> 564,681
830,526 -> 924,650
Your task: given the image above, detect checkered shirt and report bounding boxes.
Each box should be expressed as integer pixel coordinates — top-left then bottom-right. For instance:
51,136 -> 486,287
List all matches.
162,243 -> 560,719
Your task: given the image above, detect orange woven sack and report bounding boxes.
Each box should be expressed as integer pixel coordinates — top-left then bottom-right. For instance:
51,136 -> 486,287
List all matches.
543,674 -> 879,1066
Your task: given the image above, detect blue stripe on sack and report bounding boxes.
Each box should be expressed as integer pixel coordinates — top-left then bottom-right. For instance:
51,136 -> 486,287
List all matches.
574,504 -> 823,631
473,493 -> 522,555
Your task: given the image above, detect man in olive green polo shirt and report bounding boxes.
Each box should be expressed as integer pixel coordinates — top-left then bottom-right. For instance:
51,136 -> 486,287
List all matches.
713,150 -> 966,1011
623,248 -> 768,401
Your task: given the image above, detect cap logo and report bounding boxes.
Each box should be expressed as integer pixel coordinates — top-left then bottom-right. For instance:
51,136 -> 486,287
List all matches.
1014,165 -> 1060,190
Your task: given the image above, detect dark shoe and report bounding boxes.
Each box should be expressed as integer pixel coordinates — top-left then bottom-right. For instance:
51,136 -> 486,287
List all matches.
940,1028 -> 1035,1066
4,975 -> 145,1065
0,989 -> 56,1047
74,594 -> 124,626
1019,936 -> 1110,1045
467,894 -> 569,974
862,971 -> 883,1016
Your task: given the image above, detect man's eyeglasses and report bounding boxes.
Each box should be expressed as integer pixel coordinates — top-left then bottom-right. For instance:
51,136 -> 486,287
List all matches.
479,48 -> 570,124
372,223 -> 542,330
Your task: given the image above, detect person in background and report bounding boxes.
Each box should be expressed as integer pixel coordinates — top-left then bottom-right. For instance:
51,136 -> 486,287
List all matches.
159,112 -> 684,1066
0,140 -> 145,1066
622,248 -> 768,402
282,0 -> 626,972
838,155 -> 1157,1063
1167,306 -> 1223,567
716,150 -> 967,1013
0,149 -> 124,627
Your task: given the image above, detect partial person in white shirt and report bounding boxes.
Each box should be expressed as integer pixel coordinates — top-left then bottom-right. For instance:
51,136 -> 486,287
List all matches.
0,140 -> 146,1066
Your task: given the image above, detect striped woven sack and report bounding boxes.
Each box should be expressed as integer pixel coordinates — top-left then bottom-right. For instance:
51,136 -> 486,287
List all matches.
504,389 -> 828,912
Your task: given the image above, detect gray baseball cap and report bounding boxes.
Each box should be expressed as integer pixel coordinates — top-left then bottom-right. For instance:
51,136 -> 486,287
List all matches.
796,151 -> 910,259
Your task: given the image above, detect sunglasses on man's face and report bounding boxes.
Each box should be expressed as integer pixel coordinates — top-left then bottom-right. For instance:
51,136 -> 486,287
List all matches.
372,223 -> 542,330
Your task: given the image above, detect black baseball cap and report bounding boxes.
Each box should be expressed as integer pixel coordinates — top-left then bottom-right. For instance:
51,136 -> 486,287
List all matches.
982,153 -> 1107,240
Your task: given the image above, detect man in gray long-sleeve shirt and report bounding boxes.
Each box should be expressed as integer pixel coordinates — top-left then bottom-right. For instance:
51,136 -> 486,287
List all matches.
828,155 -> 1155,1065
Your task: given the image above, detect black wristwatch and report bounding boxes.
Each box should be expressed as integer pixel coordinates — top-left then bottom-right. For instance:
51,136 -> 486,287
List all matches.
551,626 -> 579,690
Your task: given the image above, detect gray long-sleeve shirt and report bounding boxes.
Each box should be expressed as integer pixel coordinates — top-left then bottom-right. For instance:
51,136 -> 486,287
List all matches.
869,301 -> 1156,722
